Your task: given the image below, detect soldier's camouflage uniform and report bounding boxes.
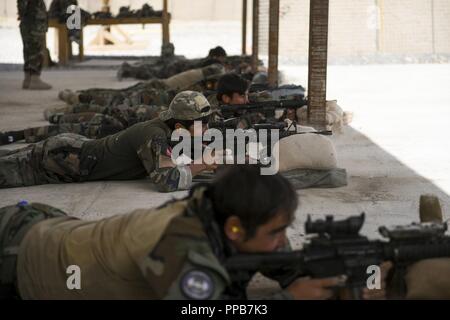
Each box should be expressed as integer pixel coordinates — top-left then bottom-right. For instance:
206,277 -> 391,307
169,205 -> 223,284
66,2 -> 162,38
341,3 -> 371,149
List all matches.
0,91 -> 212,192
117,52 -> 197,81
44,64 -> 224,120
22,113 -> 126,143
2,64 -> 223,145
0,105 -> 166,145
118,54 -> 260,81
0,119 -> 183,191
72,64 -> 223,107
2,186 -> 450,299
20,105 -> 166,144
0,186 -> 293,299
9,66 -> 223,144
18,0 -> 48,76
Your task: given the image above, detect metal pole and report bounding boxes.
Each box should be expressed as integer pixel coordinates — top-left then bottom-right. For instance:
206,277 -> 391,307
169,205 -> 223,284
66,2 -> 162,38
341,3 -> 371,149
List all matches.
251,0 -> 260,73
431,0 -> 436,54
268,0 -> 279,88
242,0 -> 248,55
375,0 -> 385,53
307,0 -> 329,128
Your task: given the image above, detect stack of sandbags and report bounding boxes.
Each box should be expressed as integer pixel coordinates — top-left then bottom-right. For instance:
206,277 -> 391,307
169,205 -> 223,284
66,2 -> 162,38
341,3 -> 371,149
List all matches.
297,100 -> 353,133
271,133 -> 347,189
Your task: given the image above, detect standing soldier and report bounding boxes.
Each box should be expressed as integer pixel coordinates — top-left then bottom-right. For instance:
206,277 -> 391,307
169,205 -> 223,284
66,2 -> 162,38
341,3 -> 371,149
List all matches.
17,0 -> 52,90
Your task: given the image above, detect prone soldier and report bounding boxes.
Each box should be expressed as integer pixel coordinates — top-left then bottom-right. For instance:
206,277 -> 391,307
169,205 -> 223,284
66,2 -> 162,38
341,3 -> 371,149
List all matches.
1,105 -> 166,145
117,46 -> 228,81
0,91 -> 218,193
1,64 -> 224,146
1,165 -> 448,300
0,65 -> 225,146
0,165 -> 391,300
49,63 -> 225,118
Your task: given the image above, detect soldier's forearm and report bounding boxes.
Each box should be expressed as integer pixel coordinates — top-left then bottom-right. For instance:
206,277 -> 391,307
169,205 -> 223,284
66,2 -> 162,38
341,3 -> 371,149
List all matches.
150,166 -> 192,193
254,290 -> 294,300
190,163 -> 209,177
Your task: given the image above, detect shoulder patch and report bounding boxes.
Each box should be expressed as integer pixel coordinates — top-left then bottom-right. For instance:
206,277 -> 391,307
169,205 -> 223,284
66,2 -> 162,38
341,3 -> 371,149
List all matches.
180,269 -> 214,300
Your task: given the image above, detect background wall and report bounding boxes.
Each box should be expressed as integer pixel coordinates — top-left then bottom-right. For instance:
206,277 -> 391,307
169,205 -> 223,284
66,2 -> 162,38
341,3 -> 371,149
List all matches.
257,0 -> 450,58
1,0 -> 449,57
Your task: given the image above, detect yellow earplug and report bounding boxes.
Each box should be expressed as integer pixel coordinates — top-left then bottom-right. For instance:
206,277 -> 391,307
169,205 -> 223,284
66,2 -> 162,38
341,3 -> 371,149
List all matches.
232,226 -> 240,233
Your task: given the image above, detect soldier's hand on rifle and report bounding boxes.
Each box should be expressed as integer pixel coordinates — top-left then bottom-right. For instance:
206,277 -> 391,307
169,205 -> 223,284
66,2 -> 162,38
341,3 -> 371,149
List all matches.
190,163 -> 218,176
361,261 -> 393,300
286,275 -> 347,300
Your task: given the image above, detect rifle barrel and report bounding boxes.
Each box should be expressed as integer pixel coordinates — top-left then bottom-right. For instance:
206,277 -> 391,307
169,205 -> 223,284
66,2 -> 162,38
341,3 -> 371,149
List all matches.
221,99 -> 306,115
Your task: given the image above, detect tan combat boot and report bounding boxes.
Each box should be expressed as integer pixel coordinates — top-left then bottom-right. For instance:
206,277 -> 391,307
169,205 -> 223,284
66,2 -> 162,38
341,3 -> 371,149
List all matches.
419,194 -> 443,223
22,73 -> 31,89
28,75 -> 52,90
43,106 -> 72,121
58,89 -> 79,105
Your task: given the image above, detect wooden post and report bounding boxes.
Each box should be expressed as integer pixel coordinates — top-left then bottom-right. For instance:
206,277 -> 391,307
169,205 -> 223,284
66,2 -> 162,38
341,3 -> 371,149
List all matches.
58,25 -> 69,65
79,28 -> 84,62
251,0 -> 259,72
307,0 -> 329,128
268,0 -> 279,88
101,0 -> 109,12
43,36 -> 49,68
162,0 -> 170,45
102,0 -> 112,45
242,0 -> 248,55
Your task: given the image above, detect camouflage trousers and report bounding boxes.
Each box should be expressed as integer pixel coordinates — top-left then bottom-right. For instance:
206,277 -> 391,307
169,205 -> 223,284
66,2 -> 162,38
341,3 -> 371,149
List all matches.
25,105 -> 163,143
0,133 -> 92,188
23,113 -> 126,143
61,64 -> 224,109
117,58 -> 195,80
19,0 -> 48,75
0,105 -> 165,147
48,105 -> 163,124
44,104 -> 109,120
75,80 -> 171,108
1,112 -> 127,146
0,202 -> 67,298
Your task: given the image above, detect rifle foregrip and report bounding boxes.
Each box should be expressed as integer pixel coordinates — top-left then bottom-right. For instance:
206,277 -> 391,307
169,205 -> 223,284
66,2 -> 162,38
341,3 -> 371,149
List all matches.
391,243 -> 450,262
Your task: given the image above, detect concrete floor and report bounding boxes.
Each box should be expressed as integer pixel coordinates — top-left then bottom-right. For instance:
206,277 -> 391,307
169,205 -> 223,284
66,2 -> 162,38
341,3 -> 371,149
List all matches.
1,64 -> 449,296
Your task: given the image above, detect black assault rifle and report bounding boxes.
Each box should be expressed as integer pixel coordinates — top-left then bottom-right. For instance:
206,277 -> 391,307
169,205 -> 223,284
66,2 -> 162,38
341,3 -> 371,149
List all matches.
220,99 -> 308,120
224,213 -> 450,299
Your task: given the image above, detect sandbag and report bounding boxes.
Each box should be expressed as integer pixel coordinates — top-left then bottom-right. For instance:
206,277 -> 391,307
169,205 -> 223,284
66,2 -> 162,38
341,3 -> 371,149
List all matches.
163,69 -> 204,91
281,168 -> 347,189
296,100 -> 353,132
272,133 -> 338,172
405,258 -> 450,299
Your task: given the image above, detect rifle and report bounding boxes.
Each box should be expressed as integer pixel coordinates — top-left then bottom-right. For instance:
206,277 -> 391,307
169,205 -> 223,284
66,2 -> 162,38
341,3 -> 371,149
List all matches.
224,213 -> 450,299
166,119 -> 333,165
220,99 -> 308,120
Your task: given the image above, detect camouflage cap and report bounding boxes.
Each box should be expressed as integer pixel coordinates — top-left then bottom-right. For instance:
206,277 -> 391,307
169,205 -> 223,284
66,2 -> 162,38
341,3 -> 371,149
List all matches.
159,91 -> 212,121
